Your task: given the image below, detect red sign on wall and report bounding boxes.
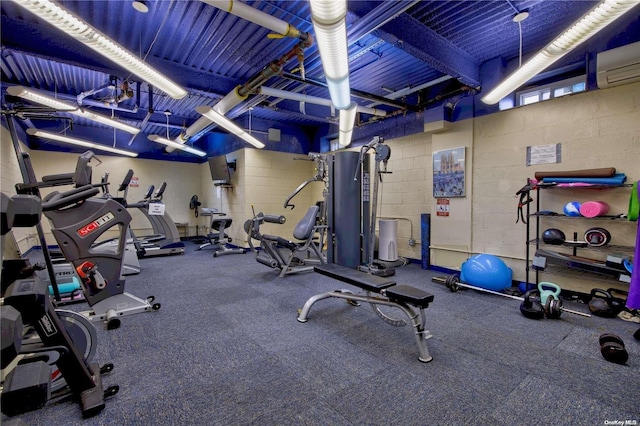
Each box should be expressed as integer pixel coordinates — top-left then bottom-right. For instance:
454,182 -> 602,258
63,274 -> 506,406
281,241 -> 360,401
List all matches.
436,199 -> 450,216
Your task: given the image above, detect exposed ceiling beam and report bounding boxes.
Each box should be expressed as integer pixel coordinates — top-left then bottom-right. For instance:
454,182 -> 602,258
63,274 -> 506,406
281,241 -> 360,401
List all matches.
348,3 -> 481,88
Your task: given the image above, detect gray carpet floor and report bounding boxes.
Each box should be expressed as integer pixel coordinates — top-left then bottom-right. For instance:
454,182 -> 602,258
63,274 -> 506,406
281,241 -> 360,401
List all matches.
5,243 -> 640,425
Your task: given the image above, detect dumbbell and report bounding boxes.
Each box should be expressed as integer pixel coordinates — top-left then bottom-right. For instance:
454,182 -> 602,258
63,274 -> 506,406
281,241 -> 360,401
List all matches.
599,333 -> 628,365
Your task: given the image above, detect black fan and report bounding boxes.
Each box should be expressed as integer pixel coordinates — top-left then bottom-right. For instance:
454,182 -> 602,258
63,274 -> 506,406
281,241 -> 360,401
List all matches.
189,195 -> 202,217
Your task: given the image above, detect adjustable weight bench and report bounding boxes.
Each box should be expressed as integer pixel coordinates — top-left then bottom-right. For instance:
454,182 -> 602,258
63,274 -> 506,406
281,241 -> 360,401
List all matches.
297,263 -> 434,363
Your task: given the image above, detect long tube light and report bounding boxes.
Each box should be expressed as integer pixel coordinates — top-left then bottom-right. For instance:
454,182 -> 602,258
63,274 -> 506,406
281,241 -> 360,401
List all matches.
7,86 -> 140,134
147,135 -> 207,157
9,0 -> 188,100
481,0 -> 639,105
26,128 -> 138,157
310,0 -> 351,110
338,103 -> 357,147
195,106 -> 265,149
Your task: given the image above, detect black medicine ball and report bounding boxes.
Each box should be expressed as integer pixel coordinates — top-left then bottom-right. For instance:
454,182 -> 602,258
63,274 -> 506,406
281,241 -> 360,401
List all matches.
542,228 -> 566,245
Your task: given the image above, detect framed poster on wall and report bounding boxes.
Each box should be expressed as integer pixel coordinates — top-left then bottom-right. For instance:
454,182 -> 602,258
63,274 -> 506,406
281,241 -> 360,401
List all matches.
433,147 -> 465,198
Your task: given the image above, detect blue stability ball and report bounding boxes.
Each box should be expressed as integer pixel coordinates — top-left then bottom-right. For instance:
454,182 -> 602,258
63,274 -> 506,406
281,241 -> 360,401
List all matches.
563,201 -> 582,217
460,254 -> 513,291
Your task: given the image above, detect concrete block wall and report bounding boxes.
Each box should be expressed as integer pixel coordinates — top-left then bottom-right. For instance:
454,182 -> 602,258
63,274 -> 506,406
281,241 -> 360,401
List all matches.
377,132 -> 433,261
473,81 -> 640,292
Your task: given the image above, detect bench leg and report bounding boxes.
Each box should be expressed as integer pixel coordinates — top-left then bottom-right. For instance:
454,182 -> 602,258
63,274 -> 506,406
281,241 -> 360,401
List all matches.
297,291 -> 433,363
297,290 -> 355,322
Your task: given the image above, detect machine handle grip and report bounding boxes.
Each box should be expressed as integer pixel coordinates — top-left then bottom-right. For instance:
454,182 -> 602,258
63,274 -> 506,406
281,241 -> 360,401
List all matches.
41,185 -> 100,211
262,214 -> 286,224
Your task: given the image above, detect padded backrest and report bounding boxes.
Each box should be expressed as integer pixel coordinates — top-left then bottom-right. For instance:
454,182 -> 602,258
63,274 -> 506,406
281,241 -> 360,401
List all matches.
293,205 -> 319,241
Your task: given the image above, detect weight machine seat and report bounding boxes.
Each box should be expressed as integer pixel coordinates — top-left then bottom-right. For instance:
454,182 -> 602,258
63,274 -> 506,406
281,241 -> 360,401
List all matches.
293,205 -> 319,240
262,234 -> 297,251
314,263 -> 395,293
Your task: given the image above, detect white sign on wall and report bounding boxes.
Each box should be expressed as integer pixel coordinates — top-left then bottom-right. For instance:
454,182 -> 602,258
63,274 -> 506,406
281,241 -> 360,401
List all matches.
148,203 -> 166,216
526,143 -> 562,166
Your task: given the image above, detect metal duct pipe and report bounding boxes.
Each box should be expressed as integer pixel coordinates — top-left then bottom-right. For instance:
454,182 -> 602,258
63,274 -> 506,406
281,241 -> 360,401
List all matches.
200,0 -> 310,41
175,37 -> 313,148
257,86 -> 386,117
167,2 -> 314,151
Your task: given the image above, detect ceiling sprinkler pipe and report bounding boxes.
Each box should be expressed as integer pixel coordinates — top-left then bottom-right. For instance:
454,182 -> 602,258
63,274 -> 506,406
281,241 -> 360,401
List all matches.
178,2 -> 315,149
201,0 -> 310,41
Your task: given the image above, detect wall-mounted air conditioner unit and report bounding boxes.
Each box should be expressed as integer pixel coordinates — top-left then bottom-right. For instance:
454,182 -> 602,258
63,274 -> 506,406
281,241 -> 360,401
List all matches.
596,41 -> 640,89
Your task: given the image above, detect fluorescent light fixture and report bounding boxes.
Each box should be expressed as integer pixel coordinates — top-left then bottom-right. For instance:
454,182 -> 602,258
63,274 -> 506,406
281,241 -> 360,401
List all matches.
26,128 -> 138,157
9,0 -> 187,100
7,85 -> 140,134
6,85 -> 77,111
195,106 -> 265,149
147,134 -> 207,157
310,0 -> 351,110
481,0 -> 639,105
338,103 -> 357,147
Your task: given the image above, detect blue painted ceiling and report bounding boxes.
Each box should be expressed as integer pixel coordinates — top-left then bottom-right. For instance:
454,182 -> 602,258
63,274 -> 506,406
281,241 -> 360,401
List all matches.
1,0 -> 639,163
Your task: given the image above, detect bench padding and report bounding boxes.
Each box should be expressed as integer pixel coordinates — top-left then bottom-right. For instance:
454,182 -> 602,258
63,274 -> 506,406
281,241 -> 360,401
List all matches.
386,285 -> 434,309
314,263 -> 395,292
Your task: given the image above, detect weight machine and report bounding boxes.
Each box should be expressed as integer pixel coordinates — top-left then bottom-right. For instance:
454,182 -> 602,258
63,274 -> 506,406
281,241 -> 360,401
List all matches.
245,205 -> 326,277
325,136 -> 394,276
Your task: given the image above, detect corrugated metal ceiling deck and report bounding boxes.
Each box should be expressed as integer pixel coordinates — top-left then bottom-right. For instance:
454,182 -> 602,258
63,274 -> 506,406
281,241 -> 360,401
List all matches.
1,0 -> 638,162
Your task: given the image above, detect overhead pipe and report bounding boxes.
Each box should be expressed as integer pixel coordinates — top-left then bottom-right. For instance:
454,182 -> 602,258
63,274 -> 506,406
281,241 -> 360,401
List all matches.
256,86 -> 386,117
162,1 -> 315,152
173,32 -> 314,149
180,1 -> 420,150
266,1 -> 420,111
200,0 -> 310,42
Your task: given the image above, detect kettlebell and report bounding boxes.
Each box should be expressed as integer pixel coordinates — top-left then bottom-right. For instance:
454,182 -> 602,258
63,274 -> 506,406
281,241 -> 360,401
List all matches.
588,289 -> 624,318
538,282 -> 561,306
520,290 -> 545,320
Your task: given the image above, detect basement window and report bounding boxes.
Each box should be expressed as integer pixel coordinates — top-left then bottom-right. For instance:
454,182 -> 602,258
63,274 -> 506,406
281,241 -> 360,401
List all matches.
515,75 -> 586,107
